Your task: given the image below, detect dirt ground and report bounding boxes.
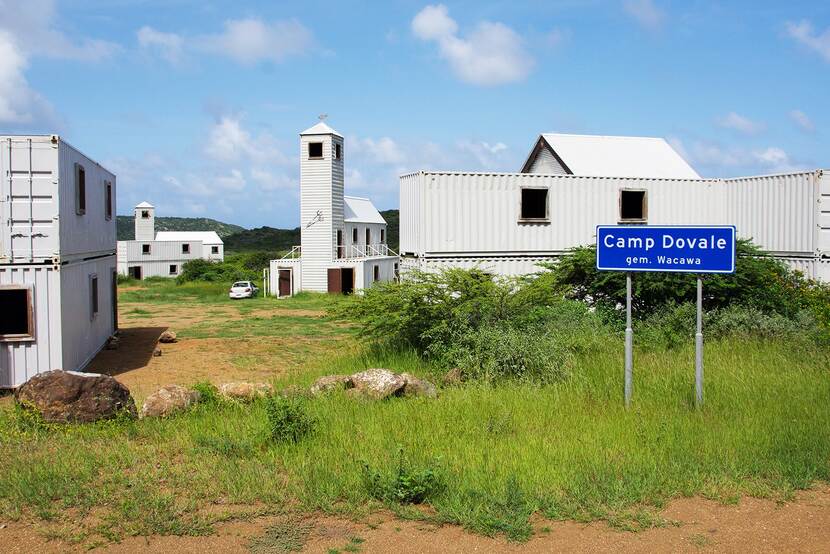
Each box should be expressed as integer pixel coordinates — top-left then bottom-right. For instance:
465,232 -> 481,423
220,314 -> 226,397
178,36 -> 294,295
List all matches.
1,486 -> 829,553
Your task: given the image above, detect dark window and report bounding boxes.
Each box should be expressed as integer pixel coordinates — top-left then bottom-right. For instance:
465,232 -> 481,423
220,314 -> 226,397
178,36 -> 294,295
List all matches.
142,244 -> 150,254
620,190 -> 647,222
365,228 -> 371,245
336,229 -> 343,258
308,142 -> 323,159
105,181 -> 112,220
0,288 -> 33,339
335,143 -> 341,160
90,275 -> 99,319
380,229 -> 385,243
75,164 -> 86,215
182,243 -> 190,254
352,228 -> 358,243
211,246 -> 219,254
169,265 -> 177,275
141,210 -> 150,219
373,265 -> 380,282
520,188 -> 548,220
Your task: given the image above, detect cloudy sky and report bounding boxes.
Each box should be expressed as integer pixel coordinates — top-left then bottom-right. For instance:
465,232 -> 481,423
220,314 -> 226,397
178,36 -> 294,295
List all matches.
2,0 -> 829,228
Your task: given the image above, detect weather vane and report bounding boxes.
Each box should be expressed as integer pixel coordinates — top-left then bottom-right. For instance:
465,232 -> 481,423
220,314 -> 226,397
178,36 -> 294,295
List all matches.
318,113 -> 328,121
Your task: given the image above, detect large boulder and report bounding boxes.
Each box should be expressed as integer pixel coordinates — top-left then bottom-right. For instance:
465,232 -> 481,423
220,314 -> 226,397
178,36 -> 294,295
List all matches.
158,330 -> 177,343
218,382 -> 273,401
309,375 -> 352,396
140,385 -> 200,418
349,369 -> 406,400
15,370 -> 137,423
400,373 -> 438,398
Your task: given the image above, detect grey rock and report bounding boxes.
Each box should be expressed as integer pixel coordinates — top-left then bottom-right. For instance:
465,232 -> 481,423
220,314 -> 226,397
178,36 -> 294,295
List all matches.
349,369 -> 406,400
140,385 -> 199,418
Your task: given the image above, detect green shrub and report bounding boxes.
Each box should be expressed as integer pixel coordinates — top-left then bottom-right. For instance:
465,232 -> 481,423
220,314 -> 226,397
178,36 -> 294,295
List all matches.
191,381 -> 220,405
362,449 -> 443,504
264,396 -> 315,444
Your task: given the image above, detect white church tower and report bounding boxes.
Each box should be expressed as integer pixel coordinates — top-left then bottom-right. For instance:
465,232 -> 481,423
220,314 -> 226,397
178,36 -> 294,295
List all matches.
299,121 -> 345,291
268,120 -> 398,297
134,201 -> 155,241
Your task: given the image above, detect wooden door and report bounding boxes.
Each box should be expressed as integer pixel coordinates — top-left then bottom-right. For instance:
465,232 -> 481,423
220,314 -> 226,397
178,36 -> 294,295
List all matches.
278,269 -> 291,297
327,268 -> 342,294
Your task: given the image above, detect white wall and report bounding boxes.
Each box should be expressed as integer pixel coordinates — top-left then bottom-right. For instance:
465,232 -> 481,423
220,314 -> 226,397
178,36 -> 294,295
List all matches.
134,206 -> 155,241
118,239 -> 220,278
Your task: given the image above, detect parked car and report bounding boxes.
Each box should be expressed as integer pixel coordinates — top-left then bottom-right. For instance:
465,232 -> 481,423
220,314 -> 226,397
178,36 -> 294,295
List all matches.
229,281 -> 259,299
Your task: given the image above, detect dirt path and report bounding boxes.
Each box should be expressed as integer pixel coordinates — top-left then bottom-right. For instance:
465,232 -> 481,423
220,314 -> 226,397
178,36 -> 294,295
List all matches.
2,487 -> 829,553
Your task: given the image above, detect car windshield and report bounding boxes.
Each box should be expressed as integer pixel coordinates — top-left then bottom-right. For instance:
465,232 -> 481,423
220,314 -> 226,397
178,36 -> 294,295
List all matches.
232,282 -> 249,288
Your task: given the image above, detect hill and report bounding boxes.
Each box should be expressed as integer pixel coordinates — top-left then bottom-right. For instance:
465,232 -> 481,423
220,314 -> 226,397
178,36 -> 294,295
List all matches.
117,216 -> 245,241
223,209 -> 400,253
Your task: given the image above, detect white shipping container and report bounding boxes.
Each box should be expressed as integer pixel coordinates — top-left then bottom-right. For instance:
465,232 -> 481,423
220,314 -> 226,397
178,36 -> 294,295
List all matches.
0,135 -> 117,263
0,255 -> 117,387
401,170 -> 826,259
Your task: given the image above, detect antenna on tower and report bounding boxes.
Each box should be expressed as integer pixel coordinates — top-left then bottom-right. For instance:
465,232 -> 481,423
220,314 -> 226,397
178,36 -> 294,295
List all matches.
318,113 -> 328,121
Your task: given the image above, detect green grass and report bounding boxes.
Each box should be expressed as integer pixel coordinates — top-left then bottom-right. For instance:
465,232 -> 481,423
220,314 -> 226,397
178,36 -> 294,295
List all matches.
1,281 -> 829,547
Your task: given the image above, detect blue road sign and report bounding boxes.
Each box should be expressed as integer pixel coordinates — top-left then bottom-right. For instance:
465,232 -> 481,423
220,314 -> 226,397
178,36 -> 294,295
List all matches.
596,225 -> 736,274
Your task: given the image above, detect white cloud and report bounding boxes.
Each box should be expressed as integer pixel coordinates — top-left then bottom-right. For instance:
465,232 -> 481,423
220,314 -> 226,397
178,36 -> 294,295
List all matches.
412,4 -> 533,86
716,112 -> 765,135
137,26 -> 184,64
214,169 -> 246,191
670,137 -> 805,176
623,0 -> 665,30
785,20 -> 830,62
789,109 -> 815,133
139,18 -> 314,66
351,136 -> 406,165
0,31 -> 51,124
457,140 -> 509,168
204,116 -> 289,164
251,168 -> 296,191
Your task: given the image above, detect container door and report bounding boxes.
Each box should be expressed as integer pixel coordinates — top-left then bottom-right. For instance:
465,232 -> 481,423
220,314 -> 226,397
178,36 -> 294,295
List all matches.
327,268 -> 342,294
2,138 -> 59,262
820,172 -> 830,255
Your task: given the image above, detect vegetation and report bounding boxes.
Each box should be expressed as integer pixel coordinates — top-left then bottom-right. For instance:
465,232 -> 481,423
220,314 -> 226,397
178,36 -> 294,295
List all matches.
0,244 -> 828,547
116,215 -> 244,240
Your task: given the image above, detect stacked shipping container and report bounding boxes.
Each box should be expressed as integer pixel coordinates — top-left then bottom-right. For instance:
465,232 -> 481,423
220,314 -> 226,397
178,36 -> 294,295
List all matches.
1,136 -> 117,387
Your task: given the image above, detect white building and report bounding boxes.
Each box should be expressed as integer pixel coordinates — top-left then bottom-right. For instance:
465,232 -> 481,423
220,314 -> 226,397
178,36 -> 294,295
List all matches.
117,201 -> 224,279
400,133 -> 830,281
1,135 -> 118,387
268,122 -> 398,297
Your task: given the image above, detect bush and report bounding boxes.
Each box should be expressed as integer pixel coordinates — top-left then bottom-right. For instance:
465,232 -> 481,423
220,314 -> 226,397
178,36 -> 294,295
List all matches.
362,449 -> 443,504
191,381 -> 220,405
264,396 -> 315,444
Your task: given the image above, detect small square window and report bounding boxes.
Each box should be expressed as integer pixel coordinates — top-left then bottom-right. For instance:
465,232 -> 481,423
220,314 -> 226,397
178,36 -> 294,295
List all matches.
211,246 -> 219,254
308,142 -> 323,159
619,189 -> 647,222
169,265 -> 177,275
141,210 -> 150,219
182,243 -> 190,254
90,274 -> 99,319
520,188 -> 548,220
142,244 -> 151,255
0,287 -> 34,340
335,143 -> 342,160
75,163 -> 86,215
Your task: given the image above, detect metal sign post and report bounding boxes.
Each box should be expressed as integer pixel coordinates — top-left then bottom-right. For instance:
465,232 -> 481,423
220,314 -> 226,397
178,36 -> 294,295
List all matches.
596,225 -> 736,408
695,276 -> 703,408
625,273 -> 633,409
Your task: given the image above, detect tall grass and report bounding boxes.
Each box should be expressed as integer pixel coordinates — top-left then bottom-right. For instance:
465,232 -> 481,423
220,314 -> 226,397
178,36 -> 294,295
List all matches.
1,337 -> 828,544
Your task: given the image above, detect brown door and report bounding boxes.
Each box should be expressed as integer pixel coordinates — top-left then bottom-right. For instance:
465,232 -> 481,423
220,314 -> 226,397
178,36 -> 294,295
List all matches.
327,268 -> 342,293
278,269 -> 291,297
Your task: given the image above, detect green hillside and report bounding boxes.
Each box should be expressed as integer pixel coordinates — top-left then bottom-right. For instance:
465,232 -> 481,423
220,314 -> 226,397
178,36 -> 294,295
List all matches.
116,216 -> 245,241
223,209 -> 400,253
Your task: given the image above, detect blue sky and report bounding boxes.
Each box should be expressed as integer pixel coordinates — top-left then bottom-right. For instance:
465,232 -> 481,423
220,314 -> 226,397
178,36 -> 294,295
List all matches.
2,0 -> 829,228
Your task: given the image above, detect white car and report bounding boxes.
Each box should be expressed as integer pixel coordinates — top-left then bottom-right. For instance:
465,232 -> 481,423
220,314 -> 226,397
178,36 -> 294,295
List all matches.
229,281 -> 259,299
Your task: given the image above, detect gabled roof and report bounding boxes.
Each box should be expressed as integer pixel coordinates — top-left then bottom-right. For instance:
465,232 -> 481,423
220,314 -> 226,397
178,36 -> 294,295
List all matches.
300,121 -> 342,137
522,133 -> 700,179
344,196 -> 386,224
154,231 -> 223,245
135,201 -> 154,208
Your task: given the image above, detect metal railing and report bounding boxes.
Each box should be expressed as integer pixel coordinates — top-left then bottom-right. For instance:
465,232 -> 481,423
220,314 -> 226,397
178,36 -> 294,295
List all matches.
281,246 -> 301,259
335,243 -> 398,259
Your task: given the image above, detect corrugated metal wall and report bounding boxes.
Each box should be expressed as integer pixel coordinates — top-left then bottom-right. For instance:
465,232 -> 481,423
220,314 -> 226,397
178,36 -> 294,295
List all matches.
527,144 -> 567,175
59,256 -> 116,373
134,206 -> 155,241
0,264 -> 63,387
401,171 -> 822,258
117,239 -> 210,277
299,133 -> 335,292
